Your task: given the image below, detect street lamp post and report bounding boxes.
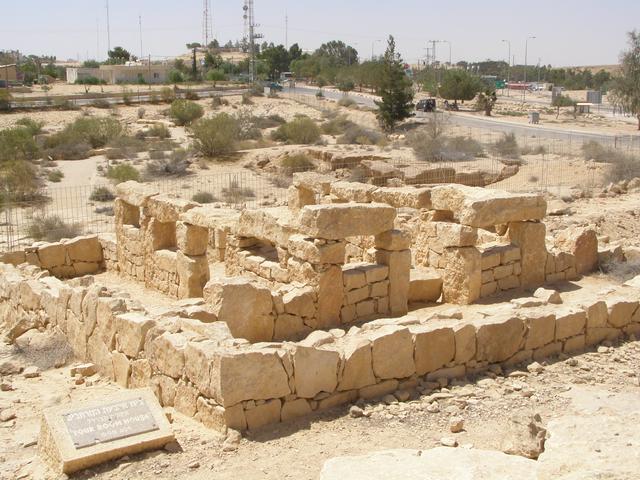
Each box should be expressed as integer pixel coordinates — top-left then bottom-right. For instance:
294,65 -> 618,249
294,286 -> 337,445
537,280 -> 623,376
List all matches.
501,39 -> 511,96
524,35 -> 536,102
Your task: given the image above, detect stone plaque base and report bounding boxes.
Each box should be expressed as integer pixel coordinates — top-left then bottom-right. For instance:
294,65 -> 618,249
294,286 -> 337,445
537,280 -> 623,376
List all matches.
39,388 -> 175,475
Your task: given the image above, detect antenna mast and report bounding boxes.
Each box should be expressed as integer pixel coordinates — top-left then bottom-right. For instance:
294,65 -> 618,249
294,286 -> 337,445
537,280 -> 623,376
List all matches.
243,0 -> 262,83
202,0 -> 212,47
139,15 -> 143,59
106,0 -> 111,53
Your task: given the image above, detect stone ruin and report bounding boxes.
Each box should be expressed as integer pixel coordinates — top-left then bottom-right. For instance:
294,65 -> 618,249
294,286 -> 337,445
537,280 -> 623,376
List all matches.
1,177 -> 638,435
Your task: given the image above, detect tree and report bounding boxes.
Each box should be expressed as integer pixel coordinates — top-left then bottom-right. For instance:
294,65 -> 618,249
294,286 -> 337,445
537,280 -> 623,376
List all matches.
476,89 -> 498,116
208,39 -> 220,49
204,51 -> 222,69
288,43 -> 302,63
260,44 -> 291,80
107,47 -> 131,64
374,36 -> 414,131
552,94 -> 576,119
439,70 -> 482,105
186,42 -> 202,50
610,30 -> 640,130
82,60 -> 100,68
315,41 -> 359,67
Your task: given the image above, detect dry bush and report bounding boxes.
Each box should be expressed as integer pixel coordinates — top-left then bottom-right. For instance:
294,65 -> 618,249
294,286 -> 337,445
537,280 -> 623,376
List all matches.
170,100 -> 204,126
191,191 -> 217,204
45,117 -> 123,152
235,109 -> 262,141
606,154 -> 640,183
322,115 -> 356,135
281,153 -> 315,175
184,90 -> 200,100
91,99 -> 111,109
521,145 -> 548,155
143,123 -> 171,139
0,127 -> 40,161
242,92 -> 254,105
15,118 -> 45,136
47,169 -> 64,182
338,97 -> 357,108
145,149 -> 190,177
105,136 -> 145,160
493,133 -> 520,159
271,116 -> 321,144
252,114 -> 286,129
445,136 -> 485,160
192,114 -> 240,157
211,96 -> 230,109
89,186 -> 115,202
338,125 -> 383,145
27,214 -> 81,242
160,87 -> 175,103
106,164 -> 140,183
221,179 -> 255,203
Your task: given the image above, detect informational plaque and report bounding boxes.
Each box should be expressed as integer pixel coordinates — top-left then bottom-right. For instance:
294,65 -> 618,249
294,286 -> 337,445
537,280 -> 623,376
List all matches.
62,397 -> 159,449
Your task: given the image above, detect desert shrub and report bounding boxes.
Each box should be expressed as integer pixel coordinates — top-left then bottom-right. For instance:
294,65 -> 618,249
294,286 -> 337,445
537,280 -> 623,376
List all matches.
445,136 -> 485,160
271,117 -> 321,144
493,132 -> 520,159
0,160 -> 42,202
146,149 -> 190,177
607,154 -> 640,183
145,123 -> 171,139
168,70 -> 184,84
149,150 -> 166,160
121,89 -> 133,105
53,98 -> 80,110
105,137 -> 143,160
106,164 -> 140,183
338,124 -> 382,145
241,92 -> 254,105
15,118 -> 45,136
191,114 -> 240,157
0,127 -> 40,161
150,93 -> 160,104
211,96 -> 230,109
191,191 -> 216,204
45,117 -> 123,152
249,84 -> 265,97
169,99 -> 204,126
91,99 -> 111,109
252,114 -> 286,130
137,107 -> 146,119
184,90 -> 199,100
338,97 -> 356,108
280,154 -> 315,175
581,141 -> 611,162
0,90 -> 11,111
221,179 -> 255,203
235,109 -> 262,141
160,87 -> 175,103
521,144 -> 547,155
89,186 -> 115,202
270,174 -> 292,188
47,169 -> 64,182
95,205 -> 114,216
27,214 -> 81,242
322,115 -> 356,135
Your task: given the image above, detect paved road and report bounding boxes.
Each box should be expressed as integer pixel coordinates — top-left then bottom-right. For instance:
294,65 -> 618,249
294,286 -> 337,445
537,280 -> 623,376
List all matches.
287,85 -> 639,148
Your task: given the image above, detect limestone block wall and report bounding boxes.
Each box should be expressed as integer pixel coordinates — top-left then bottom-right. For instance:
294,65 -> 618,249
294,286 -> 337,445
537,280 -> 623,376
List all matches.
479,244 -> 523,297
341,263 -> 390,323
3,261 -> 639,435
0,235 -> 104,279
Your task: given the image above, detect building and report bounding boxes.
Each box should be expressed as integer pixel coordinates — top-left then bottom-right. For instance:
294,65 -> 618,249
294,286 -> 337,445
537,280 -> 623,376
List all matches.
0,64 -> 18,86
66,64 -> 170,85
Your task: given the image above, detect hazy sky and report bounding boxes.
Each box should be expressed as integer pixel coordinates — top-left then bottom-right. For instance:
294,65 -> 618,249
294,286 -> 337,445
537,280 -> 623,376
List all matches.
2,0 -> 637,66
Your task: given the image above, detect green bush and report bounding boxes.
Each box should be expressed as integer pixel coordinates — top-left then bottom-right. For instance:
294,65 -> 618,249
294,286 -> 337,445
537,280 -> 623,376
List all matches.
281,154 -> 315,174
0,90 -> 11,111
445,136 -> 484,160
0,127 -> 40,161
105,136 -> 145,160
0,160 -> 42,202
271,117 -> 321,144
322,115 -> 356,135
206,69 -> 227,83
47,169 -> 64,182
338,97 -> 357,108
160,87 -> 176,103
493,133 -> 520,159
146,149 -> 190,177
27,214 -> 81,242
106,164 -> 140,183
169,99 -> 204,126
15,118 -> 45,136
235,109 -> 262,141
122,89 -> 133,105
191,191 -> 216,204
191,114 -> 240,157
89,186 -> 115,202
184,90 -> 200,100
44,117 -> 123,157
252,114 -> 286,129
146,123 -> 171,139
168,70 -> 184,83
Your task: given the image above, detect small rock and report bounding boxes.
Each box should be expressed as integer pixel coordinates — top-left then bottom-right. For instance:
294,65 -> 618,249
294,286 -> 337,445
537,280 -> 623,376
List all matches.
0,360 -> 23,375
527,362 -> 544,374
449,417 -> 464,433
597,346 -> 609,354
567,358 -> 579,367
349,405 -> 365,418
74,375 -> 85,385
70,363 -> 96,377
394,390 -> 411,402
0,409 -> 17,422
426,402 -> 440,413
0,383 -> 14,392
382,394 -> 398,405
188,461 -> 200,469
508,371 -> 528,378
440,437 -> 458,448
23,366 -> 40,379
164,441 -> 181,453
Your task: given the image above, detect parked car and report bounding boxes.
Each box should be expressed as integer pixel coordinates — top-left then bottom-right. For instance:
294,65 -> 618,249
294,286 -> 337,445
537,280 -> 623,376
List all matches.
268,82 -> 283,91
416,98 -> 436,112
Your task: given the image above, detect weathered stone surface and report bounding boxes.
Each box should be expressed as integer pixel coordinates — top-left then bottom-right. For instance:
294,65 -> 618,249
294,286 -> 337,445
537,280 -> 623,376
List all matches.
358,379 -> 399,400
317,266 -> 344,329
116,181 -> 159,208
37,243 -> 66,269
288,235 -> 345,264
320,448 -> 537,480
337,338 -> 376,391
281,399 -> 312,422
176,252 -> 210,299
411,325 -> 455,375
145,194 -> 196,223
508,221 -> 547,288
115,313 -> 156,358
453,323 -> 476,364
555,227 -> 598,275
245,399 -> 281,431
375,249 -> 410,315
408,269 -> 443,303
440,247 -> 481,305
476,316 -> 526,363
236,207 -> 297,246
176,223 -> 208,256
605,296 -> 638,328
554,308 -> 587,340
431,184 -> 546,228
374,230 -> 411,251
293,346 -> 340,398
331,181 -> 377,203
148,332 -> 188,379
521,309 -> 556,350
283,287 -> 316,319
212,348 -> 291,407
298,204 -> 396,240
203,278 -> 274,343
369,326 -> 415,380
370,187 -> 432,210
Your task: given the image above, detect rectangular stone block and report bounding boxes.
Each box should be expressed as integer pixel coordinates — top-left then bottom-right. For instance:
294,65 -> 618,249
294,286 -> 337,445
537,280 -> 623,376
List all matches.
298,203 -> 396,240
176,222 -> 208,256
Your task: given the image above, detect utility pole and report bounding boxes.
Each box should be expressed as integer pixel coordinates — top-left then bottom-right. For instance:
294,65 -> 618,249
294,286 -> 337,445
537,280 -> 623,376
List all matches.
285,11 -> 288,49
96,17 -> 100,61
139,15 -> 143,60
243,1 -> 262,83
106,0 -> 111,54
202,0 -> 212,47
524,35 -> 536,102
502,39 -> 511,96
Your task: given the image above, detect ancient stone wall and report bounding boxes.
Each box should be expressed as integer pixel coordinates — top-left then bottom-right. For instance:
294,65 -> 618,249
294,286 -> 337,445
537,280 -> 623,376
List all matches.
2,261 -> 639,435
